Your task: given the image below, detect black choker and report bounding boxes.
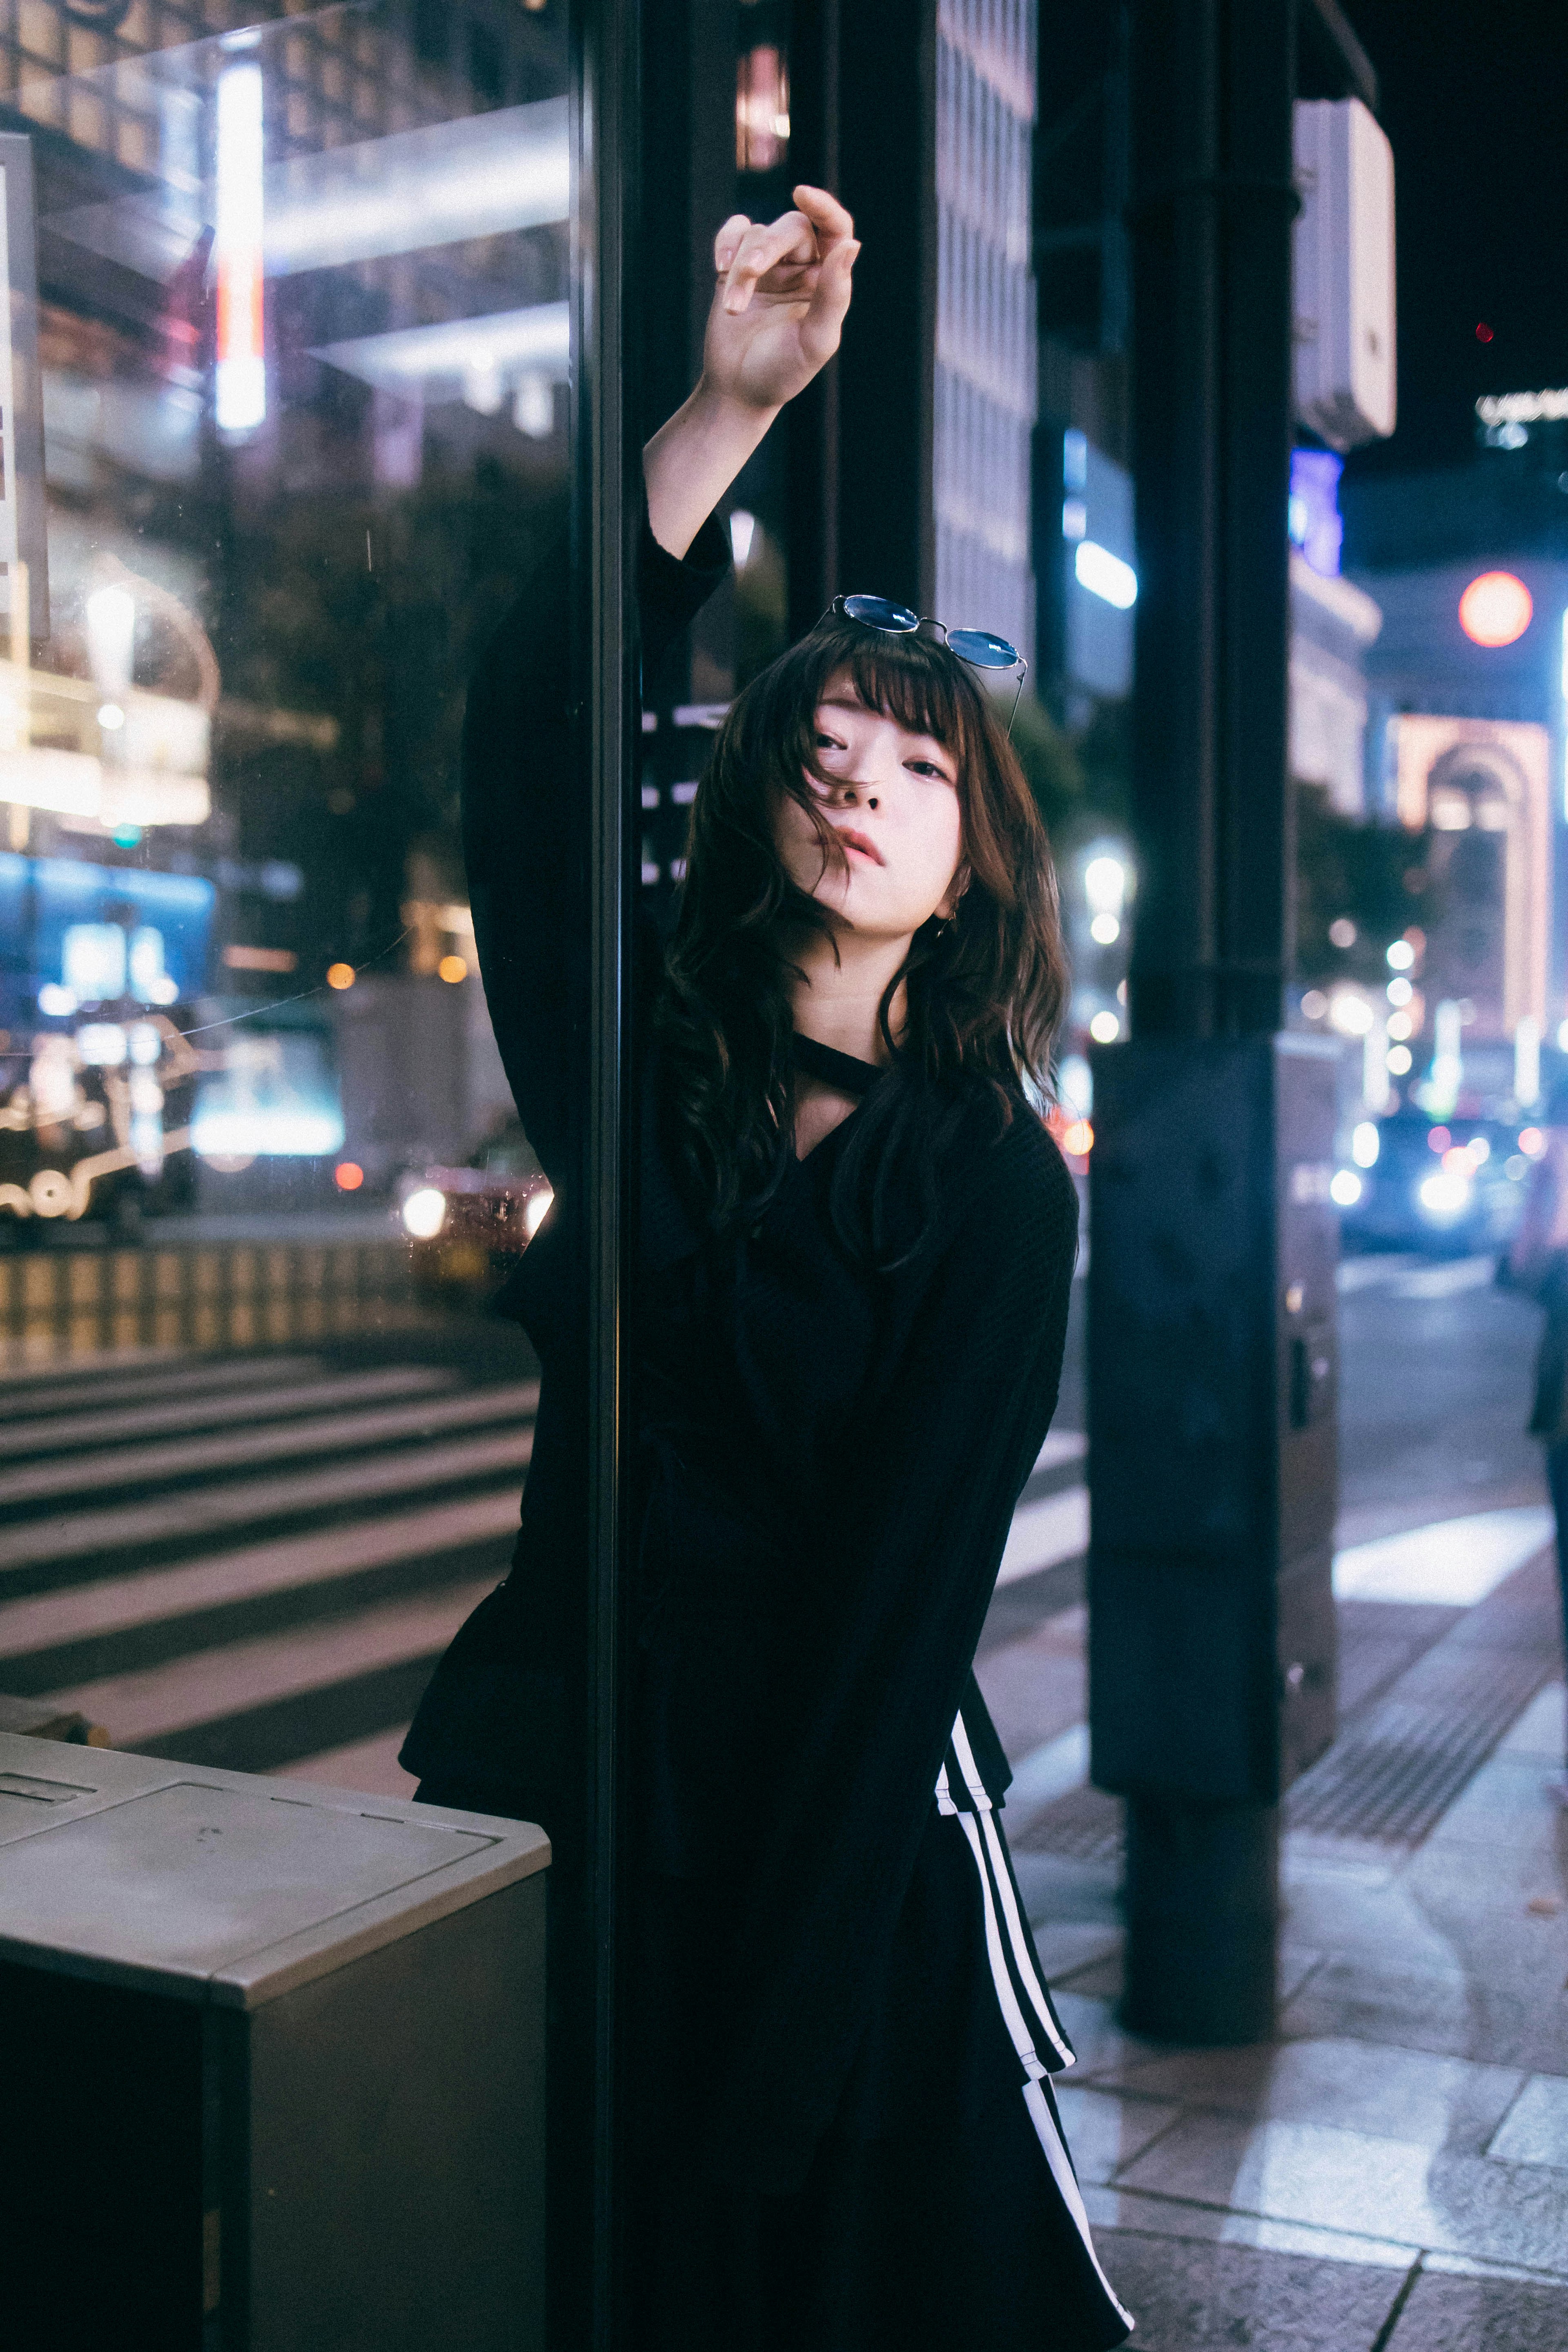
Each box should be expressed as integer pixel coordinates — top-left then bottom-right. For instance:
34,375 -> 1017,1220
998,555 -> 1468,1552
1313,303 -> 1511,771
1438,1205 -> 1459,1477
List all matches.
791,1031 -> 885,1098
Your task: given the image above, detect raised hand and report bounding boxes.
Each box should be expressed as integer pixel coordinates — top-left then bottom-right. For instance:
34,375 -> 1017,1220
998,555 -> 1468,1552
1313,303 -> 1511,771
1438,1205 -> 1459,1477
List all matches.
644,185 -> 858,559
702,187 -> 858,413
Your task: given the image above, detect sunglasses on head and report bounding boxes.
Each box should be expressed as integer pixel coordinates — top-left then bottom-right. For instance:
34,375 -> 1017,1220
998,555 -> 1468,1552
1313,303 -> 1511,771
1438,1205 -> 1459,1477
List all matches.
826,593 -> 1029,732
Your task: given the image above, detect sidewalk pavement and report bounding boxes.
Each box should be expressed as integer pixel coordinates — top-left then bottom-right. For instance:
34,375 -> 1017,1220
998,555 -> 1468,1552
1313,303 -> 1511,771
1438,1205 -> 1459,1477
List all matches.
1012,1562 -> 1568,2348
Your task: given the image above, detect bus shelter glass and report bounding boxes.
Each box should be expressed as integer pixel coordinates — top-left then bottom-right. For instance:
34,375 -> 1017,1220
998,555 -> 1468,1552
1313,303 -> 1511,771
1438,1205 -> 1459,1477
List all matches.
0,0 -> 571,1252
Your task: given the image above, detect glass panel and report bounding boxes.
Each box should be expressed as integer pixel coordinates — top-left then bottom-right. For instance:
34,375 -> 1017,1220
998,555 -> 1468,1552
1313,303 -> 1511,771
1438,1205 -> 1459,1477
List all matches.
0,0 -> 570,1235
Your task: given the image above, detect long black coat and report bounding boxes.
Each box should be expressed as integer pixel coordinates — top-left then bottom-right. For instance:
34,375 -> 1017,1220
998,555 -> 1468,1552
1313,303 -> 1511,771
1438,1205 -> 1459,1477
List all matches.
403,505 -> 1085,2204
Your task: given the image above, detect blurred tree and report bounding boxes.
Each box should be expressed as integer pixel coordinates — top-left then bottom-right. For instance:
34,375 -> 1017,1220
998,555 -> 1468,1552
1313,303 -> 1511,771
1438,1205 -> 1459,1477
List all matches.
1294,780 -> 1441,985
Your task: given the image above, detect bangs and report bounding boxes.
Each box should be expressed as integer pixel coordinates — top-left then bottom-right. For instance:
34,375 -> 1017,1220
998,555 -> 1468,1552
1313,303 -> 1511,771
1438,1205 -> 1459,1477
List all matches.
808,620 -> 973,761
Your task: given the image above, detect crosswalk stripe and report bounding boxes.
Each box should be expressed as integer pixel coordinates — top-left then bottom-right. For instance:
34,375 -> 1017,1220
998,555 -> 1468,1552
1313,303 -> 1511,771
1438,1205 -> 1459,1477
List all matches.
0,1351 -> 321,1422
0,1380 -> 540,1507
39,1577 -> 496,1751
0,1425 -> 534,1576
0,1361 -> 457,1461
2,1340 -> 1083,1786
0,1491 -> 521,1666
996,1487 -> 1090,1589
1033,1430 -> 1087,1473
0,1344 -> 197,1388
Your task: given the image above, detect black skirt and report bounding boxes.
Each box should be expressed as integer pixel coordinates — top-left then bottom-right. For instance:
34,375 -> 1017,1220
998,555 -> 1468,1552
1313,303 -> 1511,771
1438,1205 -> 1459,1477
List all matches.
624,1725 -> 1135,2352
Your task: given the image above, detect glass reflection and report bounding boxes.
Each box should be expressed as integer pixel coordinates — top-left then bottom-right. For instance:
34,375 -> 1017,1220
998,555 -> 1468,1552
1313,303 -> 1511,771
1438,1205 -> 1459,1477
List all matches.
0,0 -> 568,1228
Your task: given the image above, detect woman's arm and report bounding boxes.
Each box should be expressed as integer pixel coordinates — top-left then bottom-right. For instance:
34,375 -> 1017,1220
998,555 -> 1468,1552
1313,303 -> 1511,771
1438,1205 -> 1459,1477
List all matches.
464,186 -> 855,1180
644,185 -> 857,558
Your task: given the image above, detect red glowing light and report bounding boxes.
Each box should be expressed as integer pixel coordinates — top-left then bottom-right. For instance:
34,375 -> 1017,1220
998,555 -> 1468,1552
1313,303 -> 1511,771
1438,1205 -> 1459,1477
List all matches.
1475,322 -> 1494,343
1458,570 -> 1532,648
334,1161 -> 365,1192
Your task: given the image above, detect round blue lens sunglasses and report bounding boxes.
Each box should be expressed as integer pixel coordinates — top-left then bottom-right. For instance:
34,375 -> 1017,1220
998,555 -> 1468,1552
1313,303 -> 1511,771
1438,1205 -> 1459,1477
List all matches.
827,593 -> 1029,733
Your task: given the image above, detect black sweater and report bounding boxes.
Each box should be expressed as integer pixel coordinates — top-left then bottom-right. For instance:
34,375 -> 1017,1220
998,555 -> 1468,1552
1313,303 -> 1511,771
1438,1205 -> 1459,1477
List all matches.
402,501 -> 1080,2196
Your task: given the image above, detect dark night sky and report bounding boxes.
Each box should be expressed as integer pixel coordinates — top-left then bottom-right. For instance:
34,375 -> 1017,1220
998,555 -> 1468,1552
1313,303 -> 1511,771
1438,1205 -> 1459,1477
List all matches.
1341,0 -> 1568,482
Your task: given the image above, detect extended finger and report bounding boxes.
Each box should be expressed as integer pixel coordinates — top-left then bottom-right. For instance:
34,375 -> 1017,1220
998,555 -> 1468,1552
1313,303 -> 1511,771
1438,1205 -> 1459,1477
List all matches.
799,236 -> 858,364
792,185 -> 853,247
723,209 -> 817,311
713,213 -> 753,275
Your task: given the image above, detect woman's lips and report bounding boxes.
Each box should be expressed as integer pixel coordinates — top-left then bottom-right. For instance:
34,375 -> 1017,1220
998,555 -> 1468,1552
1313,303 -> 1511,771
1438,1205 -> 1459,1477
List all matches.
832,826 -> 885,865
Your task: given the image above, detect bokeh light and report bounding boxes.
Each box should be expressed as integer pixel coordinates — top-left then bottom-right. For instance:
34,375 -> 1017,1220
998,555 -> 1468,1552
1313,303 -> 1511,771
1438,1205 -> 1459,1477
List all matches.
1457,570 -> 1533,648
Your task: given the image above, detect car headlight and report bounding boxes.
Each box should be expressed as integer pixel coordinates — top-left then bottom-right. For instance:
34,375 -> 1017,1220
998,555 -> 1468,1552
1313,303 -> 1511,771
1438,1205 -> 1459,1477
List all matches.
1329,1169 -> 1363,1207
1417,1170 -> 1472,1220
402,1185 -> 448,1239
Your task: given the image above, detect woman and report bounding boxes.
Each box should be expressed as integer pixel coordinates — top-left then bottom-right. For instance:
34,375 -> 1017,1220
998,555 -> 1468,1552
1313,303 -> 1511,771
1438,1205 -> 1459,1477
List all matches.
404,187 -> 1133,2350
1508,1076 -> 1568,1806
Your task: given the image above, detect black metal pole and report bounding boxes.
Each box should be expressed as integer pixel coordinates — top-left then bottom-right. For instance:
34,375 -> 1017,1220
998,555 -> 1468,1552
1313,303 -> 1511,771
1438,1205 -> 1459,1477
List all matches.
560,0 -> 638,2340
1087,0 -> 1330,2047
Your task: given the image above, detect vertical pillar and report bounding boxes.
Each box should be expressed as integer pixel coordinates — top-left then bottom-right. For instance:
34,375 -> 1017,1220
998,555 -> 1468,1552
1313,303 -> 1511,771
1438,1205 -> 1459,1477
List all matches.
1087,0 -> 1340,2045
786,0 -> 936,629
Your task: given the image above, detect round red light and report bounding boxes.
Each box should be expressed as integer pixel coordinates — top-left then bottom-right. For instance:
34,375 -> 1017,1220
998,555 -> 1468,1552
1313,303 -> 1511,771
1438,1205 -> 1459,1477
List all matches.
1475,322 -> 1494,343
334,1161 -> 365,1192
1458,570 -> 1532,648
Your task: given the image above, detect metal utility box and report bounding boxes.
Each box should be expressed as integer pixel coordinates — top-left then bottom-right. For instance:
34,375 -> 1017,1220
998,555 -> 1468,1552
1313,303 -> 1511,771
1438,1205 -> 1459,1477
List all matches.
1087,1033 -> 1340,1804
1292,96 -> 1396,449
0,1733 -> 549,2352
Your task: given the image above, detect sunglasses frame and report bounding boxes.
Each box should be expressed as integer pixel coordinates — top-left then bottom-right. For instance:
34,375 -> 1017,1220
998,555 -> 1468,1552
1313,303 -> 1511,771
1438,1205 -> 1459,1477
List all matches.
824,593 -> 1029,734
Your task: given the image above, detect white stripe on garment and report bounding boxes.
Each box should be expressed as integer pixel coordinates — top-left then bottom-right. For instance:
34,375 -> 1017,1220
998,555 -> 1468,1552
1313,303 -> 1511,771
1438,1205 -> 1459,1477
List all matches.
938,1709 -> 1071,2059
1022,2080 -> 1136,2332
978,1808 -> 1074,2065
955,1811 -> 1049,2083
939,1703 -> 1133,2331
949,1710 -> 994,1809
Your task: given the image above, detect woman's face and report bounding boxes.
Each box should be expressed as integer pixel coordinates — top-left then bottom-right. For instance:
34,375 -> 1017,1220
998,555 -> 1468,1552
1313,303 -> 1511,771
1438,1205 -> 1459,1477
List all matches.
773,671 -> 965,939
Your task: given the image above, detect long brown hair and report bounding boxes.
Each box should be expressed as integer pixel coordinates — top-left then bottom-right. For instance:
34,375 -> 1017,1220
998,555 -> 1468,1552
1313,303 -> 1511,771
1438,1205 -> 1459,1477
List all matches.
655,616 -> 1070,1263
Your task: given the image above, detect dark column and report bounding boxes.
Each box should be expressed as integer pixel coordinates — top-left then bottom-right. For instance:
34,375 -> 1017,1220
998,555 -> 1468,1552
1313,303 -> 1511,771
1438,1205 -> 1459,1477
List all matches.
1087,0 -> 1355,2044
783,0 -> 839,636
786,0 -> 935,629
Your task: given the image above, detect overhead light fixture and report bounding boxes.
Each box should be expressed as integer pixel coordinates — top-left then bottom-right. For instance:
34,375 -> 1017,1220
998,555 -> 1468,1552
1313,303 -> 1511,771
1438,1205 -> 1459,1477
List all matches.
312,302 -> 569,405
1074,540 -> 1138,610
49,98 -> 569,288
215,62 -> 266,432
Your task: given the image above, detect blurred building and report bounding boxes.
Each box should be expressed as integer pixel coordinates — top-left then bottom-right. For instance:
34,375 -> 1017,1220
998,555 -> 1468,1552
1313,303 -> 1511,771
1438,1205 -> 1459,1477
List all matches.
1344,448 -> 1568,1049
933,0 -> 1038,671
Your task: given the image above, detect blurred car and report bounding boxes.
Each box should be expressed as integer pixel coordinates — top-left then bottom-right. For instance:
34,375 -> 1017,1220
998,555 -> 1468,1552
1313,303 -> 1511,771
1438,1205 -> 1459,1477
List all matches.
1333,1110 -> 1532,1257
395,1119 -> 553,1301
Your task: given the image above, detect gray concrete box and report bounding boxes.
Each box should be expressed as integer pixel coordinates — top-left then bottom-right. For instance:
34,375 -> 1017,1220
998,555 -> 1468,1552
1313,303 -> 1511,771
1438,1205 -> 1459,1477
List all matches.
0,1731 -> 549,2352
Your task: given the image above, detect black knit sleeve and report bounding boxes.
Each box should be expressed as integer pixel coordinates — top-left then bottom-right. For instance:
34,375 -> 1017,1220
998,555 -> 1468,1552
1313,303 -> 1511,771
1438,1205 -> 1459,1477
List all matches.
461,495 -> 729,1181
706,1120 -> 1080,2194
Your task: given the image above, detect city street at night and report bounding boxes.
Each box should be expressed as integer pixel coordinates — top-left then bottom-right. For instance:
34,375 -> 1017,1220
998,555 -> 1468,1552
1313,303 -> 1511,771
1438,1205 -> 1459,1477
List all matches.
4,1241 -> 1568,2346
5,0 -> 1568,2336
